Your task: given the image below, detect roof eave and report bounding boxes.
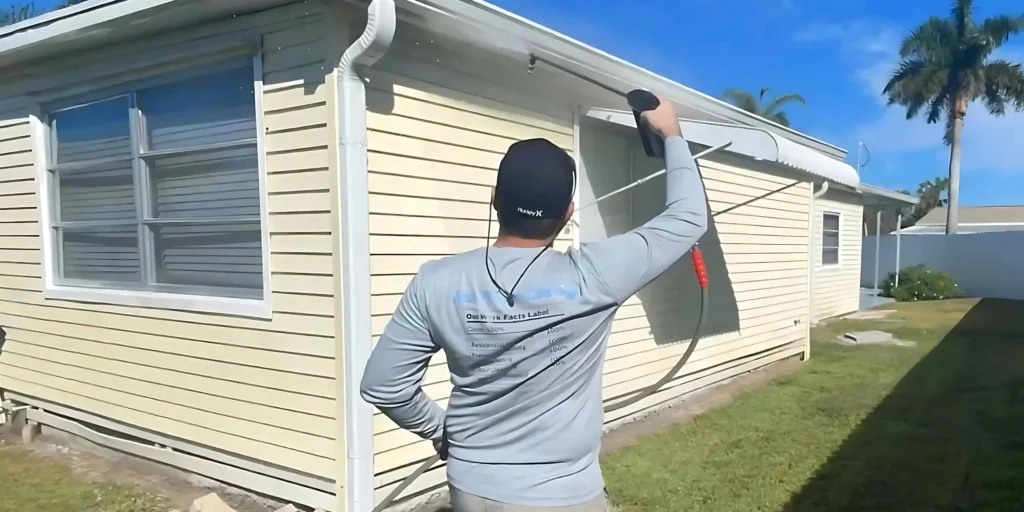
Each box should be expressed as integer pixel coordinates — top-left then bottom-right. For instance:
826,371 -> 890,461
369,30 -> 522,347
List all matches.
587,108 -> 859,187
400,0 -> 849,160
0,0 -> 852,162
857,183 -> 919,206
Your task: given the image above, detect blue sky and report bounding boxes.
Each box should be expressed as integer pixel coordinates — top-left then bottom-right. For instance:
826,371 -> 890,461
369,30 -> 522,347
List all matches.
5,0 -> 1022,205
488,0 -> 1024,206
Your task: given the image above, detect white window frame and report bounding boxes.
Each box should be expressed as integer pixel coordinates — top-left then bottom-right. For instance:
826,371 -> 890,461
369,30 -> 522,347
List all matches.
820,210 -> 842,269
31,52 -> 272,319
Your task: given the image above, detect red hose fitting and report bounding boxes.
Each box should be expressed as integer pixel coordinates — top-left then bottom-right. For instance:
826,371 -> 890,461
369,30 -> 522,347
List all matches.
692,246 -> 709,289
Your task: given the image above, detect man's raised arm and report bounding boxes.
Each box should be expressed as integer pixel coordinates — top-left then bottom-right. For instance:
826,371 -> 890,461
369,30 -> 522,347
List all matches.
577,95 -> 709,304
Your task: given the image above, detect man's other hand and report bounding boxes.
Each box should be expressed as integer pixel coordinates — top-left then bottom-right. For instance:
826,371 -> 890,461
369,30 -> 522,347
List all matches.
433,436 -> 449,461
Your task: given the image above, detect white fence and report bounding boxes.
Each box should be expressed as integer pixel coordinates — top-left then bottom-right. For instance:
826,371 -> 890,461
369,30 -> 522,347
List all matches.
862,231 -> 1024,300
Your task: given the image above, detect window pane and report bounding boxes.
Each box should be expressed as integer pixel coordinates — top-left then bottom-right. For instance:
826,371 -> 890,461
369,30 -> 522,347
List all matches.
52,96 -> 132,164
57,161 -> 136,222
140,66 -> 257,151
823,232 -> 840,249
61,225 -> 141,283
150,146 -> 260,219
823,214 -> 840,231
822,248 -> 839,266
153,222 -> 263,294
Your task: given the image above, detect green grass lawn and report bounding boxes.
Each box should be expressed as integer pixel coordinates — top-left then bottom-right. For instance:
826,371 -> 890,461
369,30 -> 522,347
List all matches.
0,444 -> 166,512
602,298 -> 1024,512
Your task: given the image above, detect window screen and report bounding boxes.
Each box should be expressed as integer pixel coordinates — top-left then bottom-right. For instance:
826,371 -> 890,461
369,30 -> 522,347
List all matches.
821,212 -> 840,266
47,63 -> 263,299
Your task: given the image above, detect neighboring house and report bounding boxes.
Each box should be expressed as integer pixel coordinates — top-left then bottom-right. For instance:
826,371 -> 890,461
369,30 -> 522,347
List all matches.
900,206 -> 1024,234
811,184 -> 917,322
0,1 -> 913,511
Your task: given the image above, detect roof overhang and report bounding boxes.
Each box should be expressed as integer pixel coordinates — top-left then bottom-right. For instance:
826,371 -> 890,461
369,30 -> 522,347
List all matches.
0,0 -> 295,68
0,0 -> 850,162
382,0 -> 851,161
587,108 -> 860,188
857,183 -> 919,206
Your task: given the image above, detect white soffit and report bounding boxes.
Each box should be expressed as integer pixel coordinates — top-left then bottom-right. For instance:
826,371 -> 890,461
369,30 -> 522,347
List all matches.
587,108 -> 860,188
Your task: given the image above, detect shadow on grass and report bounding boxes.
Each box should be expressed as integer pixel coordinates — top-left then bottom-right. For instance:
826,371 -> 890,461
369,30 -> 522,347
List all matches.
783,299 -> 1024,511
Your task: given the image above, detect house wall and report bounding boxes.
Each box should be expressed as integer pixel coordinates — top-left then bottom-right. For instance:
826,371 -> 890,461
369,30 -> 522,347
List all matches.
363,20 -> 810,506
0,1 -> 338,483
812,188 -> 863,321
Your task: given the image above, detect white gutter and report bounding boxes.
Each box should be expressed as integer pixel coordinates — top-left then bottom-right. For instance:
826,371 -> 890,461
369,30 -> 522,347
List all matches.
337,1 -> 396,511
588,109 -> 860,187
0,0 -> 175,50
806,181 -> 829,345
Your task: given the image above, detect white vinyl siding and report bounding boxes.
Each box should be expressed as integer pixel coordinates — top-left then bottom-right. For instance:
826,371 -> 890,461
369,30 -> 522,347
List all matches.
0,1 -> 337,483
594,142 -> 809,427
363,19 -> 809,507
812,189 -> 863,321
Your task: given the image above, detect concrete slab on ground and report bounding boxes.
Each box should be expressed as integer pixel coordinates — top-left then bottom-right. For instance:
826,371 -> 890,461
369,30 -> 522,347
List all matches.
837,331 -> 916,347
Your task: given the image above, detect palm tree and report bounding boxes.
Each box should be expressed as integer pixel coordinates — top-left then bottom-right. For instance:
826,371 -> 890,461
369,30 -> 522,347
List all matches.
721,87 -> 806,127
882,0 -> 1024,234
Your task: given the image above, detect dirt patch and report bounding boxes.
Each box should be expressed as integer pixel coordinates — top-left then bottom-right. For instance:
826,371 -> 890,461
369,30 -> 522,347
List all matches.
1,426 -> 283,512
600,356 -> 804,455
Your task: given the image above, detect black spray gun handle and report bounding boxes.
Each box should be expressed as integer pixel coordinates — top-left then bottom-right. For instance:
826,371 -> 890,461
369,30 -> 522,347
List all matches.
626,89 -> 665,159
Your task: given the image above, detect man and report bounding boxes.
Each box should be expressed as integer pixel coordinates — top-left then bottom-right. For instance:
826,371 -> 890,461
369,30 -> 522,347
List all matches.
360,93 -> 707,511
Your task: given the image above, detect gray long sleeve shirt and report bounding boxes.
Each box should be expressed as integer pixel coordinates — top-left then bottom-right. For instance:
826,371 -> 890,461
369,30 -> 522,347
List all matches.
360,135 -> 707,506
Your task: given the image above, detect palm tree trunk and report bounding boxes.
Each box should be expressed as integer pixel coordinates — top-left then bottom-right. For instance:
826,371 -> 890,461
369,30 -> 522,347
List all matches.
945,112 -> 964,235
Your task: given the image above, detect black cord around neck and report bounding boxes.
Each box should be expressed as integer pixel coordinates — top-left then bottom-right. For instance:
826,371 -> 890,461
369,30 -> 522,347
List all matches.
485,206 -> 550,308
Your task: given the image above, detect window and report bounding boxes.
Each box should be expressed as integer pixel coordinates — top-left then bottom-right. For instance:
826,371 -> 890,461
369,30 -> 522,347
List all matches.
44,61 -> 266,307
821,212 -> 841,266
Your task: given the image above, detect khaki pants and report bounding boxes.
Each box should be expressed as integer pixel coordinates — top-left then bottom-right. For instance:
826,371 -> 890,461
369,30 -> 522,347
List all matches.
448,486 -> 608,512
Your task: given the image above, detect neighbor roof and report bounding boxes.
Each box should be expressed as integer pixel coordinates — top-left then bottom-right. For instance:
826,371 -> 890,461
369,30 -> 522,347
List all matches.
917,206 -> 1024,225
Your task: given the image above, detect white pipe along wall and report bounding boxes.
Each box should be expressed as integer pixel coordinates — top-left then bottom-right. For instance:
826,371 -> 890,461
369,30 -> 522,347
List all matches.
336,1 -> 396,511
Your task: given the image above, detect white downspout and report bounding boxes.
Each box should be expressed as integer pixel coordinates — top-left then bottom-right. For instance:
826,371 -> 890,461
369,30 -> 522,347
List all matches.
805,181 -> 829,358
895,212 -> 902,289
337,1 -> 396,511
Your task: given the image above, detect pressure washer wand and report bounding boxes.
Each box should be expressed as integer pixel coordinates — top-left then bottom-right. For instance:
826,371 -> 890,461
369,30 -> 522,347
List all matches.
575,142 -> 733,213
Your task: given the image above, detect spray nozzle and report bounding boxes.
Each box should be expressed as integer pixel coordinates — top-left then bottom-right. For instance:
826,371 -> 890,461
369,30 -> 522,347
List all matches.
527,54 -> 538,74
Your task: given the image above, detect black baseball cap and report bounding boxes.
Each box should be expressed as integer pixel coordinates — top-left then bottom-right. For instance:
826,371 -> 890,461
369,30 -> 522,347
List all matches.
495,138 -> 576,220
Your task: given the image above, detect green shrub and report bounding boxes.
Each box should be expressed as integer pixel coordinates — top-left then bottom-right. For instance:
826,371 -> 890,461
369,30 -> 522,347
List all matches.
880,264 -> 963,302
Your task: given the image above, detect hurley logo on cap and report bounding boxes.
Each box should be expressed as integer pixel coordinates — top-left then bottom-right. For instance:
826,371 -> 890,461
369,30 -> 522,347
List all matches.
517,207 -> 544,217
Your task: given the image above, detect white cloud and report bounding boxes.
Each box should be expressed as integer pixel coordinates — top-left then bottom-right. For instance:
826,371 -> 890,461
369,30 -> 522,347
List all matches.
794,20 -> 902,102
799,19 -> 1024,173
